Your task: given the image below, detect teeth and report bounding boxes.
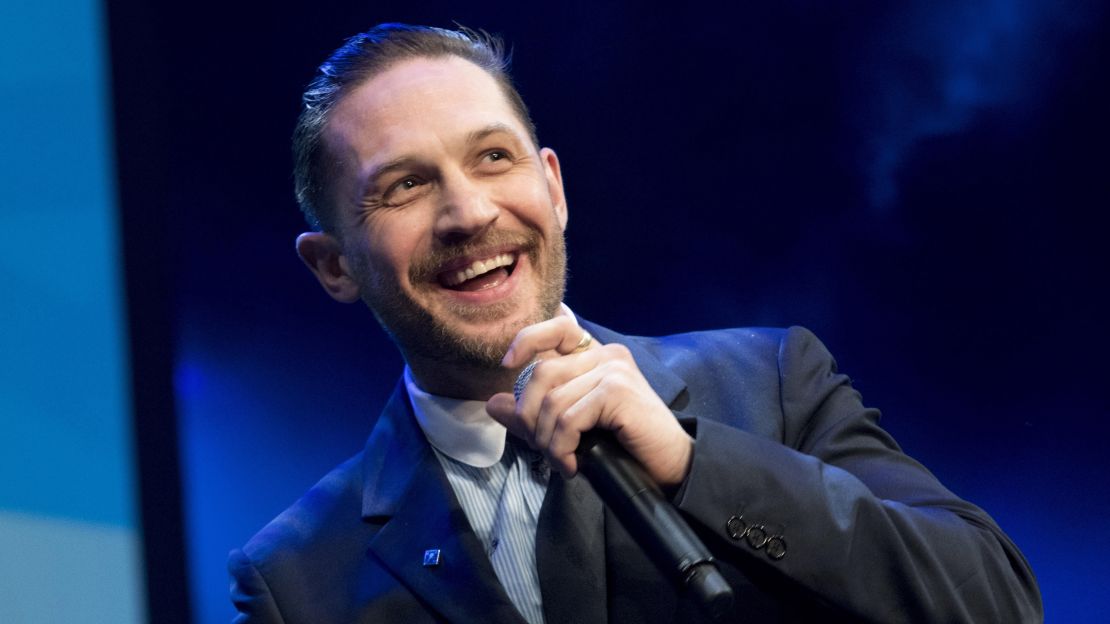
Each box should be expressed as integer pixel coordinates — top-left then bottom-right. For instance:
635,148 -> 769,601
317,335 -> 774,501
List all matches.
445,253 -> 515,286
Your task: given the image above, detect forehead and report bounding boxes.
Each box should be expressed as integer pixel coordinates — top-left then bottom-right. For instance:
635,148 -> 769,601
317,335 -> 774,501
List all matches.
325,56 -> 528,165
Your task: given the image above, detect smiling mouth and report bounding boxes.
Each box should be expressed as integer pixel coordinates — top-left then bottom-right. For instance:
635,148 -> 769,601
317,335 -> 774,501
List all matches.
438,252 -> 519,292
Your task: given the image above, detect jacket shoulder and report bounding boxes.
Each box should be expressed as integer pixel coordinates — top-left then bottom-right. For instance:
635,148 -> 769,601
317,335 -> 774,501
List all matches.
231,452 -> 382,621
632,326 -> 788,378
624,326 -> 832,442
238,452 -> 370,568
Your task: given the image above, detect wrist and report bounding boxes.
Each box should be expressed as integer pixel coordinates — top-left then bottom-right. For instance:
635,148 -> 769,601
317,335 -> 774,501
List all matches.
658,434 -> 695,490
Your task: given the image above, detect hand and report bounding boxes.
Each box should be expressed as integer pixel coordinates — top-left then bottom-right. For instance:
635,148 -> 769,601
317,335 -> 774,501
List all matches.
486,316 -> 694,488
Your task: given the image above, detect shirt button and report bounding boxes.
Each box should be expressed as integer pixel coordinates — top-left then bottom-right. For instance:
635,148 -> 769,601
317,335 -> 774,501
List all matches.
531,459 -> 549,480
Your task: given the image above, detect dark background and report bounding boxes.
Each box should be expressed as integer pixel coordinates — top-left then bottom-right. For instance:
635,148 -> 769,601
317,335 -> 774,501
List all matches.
107,1 -> 1110,622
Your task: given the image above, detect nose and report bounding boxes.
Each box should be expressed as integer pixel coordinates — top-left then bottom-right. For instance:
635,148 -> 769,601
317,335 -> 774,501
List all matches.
433,173 -> 499,243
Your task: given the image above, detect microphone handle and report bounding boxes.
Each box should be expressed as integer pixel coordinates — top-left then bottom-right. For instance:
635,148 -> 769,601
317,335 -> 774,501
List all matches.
576,430 -> 734,619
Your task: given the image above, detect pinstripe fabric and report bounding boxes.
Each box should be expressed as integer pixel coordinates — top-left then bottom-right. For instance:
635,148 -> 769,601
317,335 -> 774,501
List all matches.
434,438 -> 549,624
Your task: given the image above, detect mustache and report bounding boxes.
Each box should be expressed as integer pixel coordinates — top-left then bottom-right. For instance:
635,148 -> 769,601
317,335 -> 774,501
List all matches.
408,229 -> 540,283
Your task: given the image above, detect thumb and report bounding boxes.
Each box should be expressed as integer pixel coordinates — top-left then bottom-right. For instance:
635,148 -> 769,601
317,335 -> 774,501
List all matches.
485,392 -> 517,428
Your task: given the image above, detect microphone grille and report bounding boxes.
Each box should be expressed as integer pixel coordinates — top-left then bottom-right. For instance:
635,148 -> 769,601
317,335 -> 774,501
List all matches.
513,360 -> 539,402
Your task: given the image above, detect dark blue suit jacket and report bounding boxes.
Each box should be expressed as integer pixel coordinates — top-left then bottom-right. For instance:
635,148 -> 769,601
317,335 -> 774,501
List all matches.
229,323 -> 1042,622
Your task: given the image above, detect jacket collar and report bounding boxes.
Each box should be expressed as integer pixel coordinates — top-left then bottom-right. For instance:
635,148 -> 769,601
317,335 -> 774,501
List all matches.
579,319 -> 688,407
360,378 -> 424,519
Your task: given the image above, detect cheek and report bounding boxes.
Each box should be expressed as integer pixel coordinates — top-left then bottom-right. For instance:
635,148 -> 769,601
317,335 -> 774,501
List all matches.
363,217 -> 428,277
489,177 -> 558,227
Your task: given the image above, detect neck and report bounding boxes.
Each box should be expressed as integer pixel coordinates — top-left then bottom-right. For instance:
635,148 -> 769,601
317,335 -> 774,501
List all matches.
405,354 -> 523,400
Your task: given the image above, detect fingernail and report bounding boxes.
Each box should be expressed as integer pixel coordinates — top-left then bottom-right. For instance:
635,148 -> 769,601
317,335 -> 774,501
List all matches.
501,348 -> 514,366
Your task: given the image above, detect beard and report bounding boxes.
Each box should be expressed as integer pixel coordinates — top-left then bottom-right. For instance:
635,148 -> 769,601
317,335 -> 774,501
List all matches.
350,228 -> 567,370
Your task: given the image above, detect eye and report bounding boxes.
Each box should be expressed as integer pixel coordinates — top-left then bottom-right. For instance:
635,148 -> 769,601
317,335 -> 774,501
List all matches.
478,149 -> 513,172
382,176 -> 427,206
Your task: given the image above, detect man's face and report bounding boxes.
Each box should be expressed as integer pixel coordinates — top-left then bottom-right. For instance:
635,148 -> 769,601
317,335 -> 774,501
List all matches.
322,56 -> 568,369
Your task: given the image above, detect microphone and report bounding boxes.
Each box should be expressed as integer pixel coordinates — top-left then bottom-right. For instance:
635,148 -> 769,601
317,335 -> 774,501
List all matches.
514,361 -> 734,619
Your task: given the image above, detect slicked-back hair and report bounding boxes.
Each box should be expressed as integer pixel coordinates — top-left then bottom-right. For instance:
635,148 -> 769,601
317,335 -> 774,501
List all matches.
292,23 -> 538,232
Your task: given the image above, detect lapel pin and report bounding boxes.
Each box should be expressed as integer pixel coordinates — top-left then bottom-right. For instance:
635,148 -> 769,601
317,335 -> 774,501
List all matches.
422,548 -> 442,567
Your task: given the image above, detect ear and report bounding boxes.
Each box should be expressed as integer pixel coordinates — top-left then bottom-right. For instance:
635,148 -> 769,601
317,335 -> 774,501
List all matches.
540,147 -> 568,231
295,232 -> 361,303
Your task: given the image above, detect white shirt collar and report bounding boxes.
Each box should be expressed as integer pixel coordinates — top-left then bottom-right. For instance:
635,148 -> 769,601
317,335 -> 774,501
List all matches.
405,366 -> 506,468
405,304 -> 580,468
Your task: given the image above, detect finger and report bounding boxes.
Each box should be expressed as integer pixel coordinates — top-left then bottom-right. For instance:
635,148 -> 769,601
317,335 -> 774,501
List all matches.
526,344 -> 633,429
551,366 -> 695,487
544,376 -> 632,479
547,379 -> 615,461
490,354 -> 597,453
550,451 -> 579,480
532,364 -> 606,453
515,348 -> 607,447
502,316 -> 592,367
485,392 -> 533,441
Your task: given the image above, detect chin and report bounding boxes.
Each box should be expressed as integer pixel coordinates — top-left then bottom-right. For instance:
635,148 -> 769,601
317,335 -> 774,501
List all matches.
366,262 -> 565,369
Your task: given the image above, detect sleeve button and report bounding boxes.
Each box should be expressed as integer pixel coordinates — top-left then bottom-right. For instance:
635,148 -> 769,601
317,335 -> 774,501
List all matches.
765,536 -> 787,560
725,515 -> 748,540
746,525 -> 768,549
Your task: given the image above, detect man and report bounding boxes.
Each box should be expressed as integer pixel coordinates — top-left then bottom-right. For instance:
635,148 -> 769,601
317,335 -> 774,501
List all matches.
229,24 -> 1042,623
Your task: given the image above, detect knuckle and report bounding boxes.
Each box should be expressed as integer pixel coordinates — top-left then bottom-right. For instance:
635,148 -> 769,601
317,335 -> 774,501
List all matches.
555,409 -> 575,430
603,343 -> 632,359
539,392 -> 559,415
599,362 -> 626,382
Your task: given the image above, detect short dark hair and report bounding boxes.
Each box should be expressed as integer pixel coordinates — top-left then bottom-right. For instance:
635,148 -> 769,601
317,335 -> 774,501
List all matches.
292,23 -> 538,232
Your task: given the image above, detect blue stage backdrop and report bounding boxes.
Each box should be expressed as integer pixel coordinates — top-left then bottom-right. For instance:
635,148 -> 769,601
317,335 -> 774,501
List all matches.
0,0 -> 146,622
102,1 -> 1110,622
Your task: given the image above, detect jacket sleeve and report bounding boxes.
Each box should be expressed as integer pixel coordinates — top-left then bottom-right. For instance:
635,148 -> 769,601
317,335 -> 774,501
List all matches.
228,548 -> 286,624
673,326 -> 1042,623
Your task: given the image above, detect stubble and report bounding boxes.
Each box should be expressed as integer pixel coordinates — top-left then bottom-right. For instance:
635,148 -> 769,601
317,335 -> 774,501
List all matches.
353,228 -> 567,370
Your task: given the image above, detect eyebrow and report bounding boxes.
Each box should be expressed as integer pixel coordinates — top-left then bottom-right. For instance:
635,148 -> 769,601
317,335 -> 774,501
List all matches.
464,122 -> 521,146
356,154 -> 424,204
358,123 -> 526,198
363,158 -> 413,190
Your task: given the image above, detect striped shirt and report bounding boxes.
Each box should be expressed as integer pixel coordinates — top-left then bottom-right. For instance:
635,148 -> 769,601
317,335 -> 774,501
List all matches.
406,369 -> 550,624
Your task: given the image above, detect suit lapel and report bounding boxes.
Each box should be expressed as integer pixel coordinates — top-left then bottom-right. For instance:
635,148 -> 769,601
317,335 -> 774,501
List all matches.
363,381 -> 526,624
